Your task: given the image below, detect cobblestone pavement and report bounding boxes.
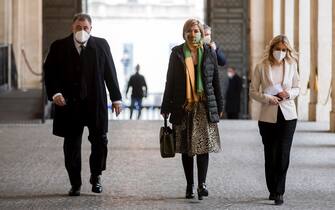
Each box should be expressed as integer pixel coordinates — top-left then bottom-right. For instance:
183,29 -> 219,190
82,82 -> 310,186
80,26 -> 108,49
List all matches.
0,120 -> 335,210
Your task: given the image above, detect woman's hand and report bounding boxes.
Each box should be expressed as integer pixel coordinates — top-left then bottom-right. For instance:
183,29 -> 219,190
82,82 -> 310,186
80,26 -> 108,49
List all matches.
269,96 -> 282,105
161,113 -> 170,119
277,91 -> 290,100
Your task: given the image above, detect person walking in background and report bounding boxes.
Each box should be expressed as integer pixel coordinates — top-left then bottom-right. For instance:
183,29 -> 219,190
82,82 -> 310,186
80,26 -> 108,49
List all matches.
161,19 -> 223,200
126,64 -> 148,120
203,24 -> 226,66
249,34 -> 299,205
225,67 -> 242,119
44,13 -> 122,196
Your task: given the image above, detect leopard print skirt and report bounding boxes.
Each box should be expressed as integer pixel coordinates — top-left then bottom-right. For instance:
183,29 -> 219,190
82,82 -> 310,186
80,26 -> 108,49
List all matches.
173,102 -> 221,156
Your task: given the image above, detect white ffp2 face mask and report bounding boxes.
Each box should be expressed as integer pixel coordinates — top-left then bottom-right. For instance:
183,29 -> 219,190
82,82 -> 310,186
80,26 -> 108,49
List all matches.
227,72 -> 234,78
273,50 -> 286,62
74,30 -> 90,44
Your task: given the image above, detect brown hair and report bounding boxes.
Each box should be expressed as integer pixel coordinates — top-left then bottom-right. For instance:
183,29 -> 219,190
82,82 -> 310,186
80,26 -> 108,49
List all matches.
182,19 -> 204,40
262,34 -> 298,65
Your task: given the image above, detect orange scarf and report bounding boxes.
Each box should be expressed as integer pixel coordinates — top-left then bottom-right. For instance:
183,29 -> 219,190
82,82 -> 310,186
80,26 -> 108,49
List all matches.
183,43 -> 203,111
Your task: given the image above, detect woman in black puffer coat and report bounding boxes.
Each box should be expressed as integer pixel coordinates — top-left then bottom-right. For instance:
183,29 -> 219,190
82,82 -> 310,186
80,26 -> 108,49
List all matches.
161,19 -> 223,201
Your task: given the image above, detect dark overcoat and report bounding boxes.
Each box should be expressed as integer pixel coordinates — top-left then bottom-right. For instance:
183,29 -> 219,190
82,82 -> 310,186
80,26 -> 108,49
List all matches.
225,75 -> 242,113
44,34 -> 121,137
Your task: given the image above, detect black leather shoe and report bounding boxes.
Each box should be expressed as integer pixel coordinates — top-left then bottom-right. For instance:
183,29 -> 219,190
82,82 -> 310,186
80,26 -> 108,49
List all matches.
90,175 -> 103,193
197,183 -> 208,200
269,193 -> 276,200
68,186 -> 81,196
185,184 -> 195,199
274,194 -> 284,205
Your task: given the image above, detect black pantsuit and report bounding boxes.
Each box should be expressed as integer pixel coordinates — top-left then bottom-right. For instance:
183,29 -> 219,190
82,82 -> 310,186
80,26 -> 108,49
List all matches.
258,108 -> 297,195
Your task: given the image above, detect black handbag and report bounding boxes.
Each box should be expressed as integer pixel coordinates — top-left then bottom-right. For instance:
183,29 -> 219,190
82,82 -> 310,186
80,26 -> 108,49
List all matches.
159,116 -> 175,158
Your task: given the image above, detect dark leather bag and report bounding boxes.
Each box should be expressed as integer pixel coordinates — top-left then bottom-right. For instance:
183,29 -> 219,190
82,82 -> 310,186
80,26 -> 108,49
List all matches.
160,117 -> 175,158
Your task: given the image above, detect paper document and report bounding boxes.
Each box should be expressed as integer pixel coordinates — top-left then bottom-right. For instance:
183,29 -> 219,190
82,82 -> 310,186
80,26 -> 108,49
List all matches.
264,84 -> 283,96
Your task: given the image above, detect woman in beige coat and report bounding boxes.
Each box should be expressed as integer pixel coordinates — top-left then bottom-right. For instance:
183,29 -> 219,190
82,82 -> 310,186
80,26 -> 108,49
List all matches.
249,34 -> 299,205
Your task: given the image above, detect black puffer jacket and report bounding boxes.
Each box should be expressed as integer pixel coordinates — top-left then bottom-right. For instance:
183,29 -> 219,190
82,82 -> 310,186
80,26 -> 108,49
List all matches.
161,43 -> 223,124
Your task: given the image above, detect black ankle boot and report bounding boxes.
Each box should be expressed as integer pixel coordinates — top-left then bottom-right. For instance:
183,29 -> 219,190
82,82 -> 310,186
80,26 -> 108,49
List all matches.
185,184 -> 195,199
269,193 -> 276,200
197,183 -> 208,200
68,185 -> 81,196
274,194 -> 284,205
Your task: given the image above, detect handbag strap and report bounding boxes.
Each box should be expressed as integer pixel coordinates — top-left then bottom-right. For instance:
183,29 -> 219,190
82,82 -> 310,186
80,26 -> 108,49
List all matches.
164,116 -> 168,128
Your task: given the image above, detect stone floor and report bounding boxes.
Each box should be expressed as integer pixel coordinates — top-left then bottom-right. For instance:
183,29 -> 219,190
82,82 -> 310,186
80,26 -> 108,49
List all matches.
0,120 -> 334,210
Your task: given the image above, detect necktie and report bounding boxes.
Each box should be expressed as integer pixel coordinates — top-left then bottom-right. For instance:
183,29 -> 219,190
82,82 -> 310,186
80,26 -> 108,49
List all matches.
80,45 -> 85,56
79,45 -> 87,99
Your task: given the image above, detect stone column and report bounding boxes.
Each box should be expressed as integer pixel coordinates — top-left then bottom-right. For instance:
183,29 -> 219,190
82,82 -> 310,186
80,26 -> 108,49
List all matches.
265,0 -> 274,43
284,0 -> 295,45
330,0 -> 335,132
12,0 -> 22,88
294,0 -> 299,111
308,0 -> 318,121
281,0 -> 285,34
294,0 -> 299,52
249,0 -> 273,119
0,0 -> 13,86
0,0 -> 5,42
12,0 -> 42,89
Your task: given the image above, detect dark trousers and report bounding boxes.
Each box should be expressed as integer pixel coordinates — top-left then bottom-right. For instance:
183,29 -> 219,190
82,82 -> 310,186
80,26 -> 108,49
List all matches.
181,153 -> 209,186
258,108 -> 297,195
129,97 -> 143,119
63,100 -> 108,187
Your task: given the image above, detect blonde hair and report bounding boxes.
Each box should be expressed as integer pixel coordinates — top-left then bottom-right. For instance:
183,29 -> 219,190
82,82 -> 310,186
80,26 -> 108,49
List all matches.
262,34 -> 298,65
182,19 -> 204,40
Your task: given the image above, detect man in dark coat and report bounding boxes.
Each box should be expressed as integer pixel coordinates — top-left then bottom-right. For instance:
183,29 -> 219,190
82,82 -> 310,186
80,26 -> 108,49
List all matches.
203,24 -> 226,67
225,67 -> 242,119
126,64 -> 147,119
44,13 -> 122,196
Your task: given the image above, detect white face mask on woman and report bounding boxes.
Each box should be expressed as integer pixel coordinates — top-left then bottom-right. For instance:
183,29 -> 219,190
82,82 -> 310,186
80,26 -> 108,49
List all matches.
193,32 -> 202,44
74,30 -> 90,44
273,50 -> 286,62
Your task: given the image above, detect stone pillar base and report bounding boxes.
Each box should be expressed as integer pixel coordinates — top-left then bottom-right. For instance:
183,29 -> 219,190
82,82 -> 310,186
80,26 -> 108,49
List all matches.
330,111 -> 335,132
308,103 -> 317,121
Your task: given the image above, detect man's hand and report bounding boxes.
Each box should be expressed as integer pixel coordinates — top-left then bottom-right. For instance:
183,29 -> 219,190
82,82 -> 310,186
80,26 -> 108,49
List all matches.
53,94 -> 66,106
210,41 -> 217,50
112,102 -> 122,116
220,112 -> 224,118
